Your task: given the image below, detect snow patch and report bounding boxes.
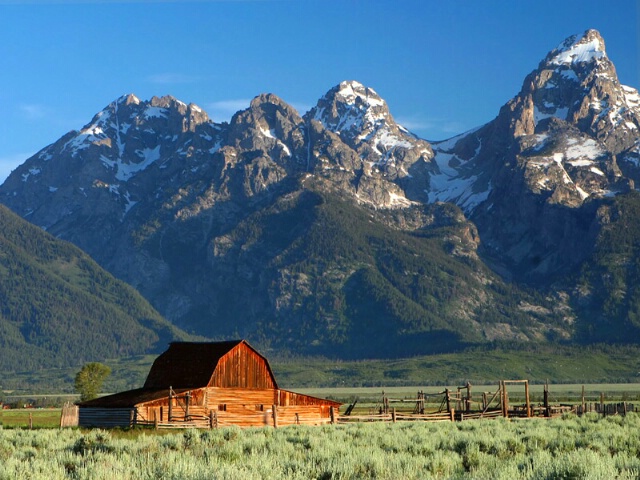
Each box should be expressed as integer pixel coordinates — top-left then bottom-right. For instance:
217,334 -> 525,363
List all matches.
209,142 -> 222,155
337,81 -> 385,108
429,150 -> 491,212
551,35 -> 605,66
22,167 -> 41,182
259,126 -> 276,139
565,139 -> 603,160
38,151 -> 52,161
623,85 -> 640,108
123,191 -> 137,215
388,191 -> 416,207
559,69 -> 578,81
534,106 -> 569,126
115,145 -> 161,181
567,159 -> 593,167
576,186 -> 589,200
280,142 -> 291,157
144,106 -> 168,119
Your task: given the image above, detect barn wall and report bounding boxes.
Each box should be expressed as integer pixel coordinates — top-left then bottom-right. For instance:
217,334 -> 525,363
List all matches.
79,408 -> 135,428
215,405 -> 331,428
205,387 -> 277,410
209,343 -> 276,389
278,389 -> 340,407
204,387 -> 339,409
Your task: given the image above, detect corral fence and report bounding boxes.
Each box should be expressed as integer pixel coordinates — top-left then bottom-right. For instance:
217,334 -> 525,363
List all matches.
56,380 -> 638,429
337,380 -> 638,424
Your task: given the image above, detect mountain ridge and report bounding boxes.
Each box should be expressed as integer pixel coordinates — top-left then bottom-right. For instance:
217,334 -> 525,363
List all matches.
0,204 -> 192,372
0,29 -> 638,358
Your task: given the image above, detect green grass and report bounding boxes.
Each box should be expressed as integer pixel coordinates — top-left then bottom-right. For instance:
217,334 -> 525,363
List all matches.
1,409 -> 61,428
272,344 -> 640,388
3,414 -> 640,478
4,344 -> 640,396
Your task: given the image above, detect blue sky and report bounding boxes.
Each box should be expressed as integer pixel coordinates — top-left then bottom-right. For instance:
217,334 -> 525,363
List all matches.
0,0 -> 638,182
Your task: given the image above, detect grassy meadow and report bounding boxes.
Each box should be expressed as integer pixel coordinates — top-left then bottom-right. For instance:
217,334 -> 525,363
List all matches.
3,344 -> 640,397
2,414 -> 640,479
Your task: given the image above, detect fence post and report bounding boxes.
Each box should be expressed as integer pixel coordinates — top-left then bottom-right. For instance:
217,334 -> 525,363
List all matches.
330,406 -> 336,424
445,389 -> 451,414
503,382 -> 509,418
272,404 -> 278,428
392,407 -> 396,423
450,407 -> 455,422
543,382 -> 550,418
210,410 -> 218,429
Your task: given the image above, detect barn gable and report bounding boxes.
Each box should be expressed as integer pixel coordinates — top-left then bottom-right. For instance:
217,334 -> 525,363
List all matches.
143,340 -> 278,389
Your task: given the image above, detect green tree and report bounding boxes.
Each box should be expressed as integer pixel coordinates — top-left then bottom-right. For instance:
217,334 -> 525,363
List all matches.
74,362 -> 111,401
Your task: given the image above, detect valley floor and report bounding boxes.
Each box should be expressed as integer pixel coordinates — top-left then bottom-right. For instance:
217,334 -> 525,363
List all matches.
2,413 -> 640,479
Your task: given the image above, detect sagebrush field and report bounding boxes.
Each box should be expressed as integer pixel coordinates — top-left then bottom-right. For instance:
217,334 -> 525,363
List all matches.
2,413 -> 640,479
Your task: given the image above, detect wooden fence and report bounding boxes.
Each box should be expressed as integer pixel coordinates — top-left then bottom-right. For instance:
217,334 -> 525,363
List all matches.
133,404 -> 335,429
64,380 -> 639,429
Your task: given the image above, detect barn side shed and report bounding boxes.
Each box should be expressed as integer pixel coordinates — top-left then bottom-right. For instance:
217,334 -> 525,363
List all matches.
78,340 -> 340,428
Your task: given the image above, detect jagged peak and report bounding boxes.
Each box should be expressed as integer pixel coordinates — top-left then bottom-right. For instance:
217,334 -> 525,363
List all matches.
308,80 -> 391,133
149,95 -> 183,108
333,80 -> 386,108
249,92 -> 293,110
547,29 -> 607,67
116,93 -> 141,106
110,94 -> 207,118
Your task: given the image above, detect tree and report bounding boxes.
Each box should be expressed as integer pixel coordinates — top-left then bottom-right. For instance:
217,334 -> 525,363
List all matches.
74,362 -> 111,401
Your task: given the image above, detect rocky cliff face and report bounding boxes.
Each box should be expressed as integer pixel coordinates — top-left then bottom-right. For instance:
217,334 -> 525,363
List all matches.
428,29 -> 640,280
1,29 -> 638,355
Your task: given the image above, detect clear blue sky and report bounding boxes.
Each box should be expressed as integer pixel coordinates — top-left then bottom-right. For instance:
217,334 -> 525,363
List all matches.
0,0 -> 638,182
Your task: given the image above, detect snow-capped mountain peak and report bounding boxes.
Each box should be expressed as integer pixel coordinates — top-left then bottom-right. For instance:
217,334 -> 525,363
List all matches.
549,29 -> 606,67
334,80 -> 386,109
116,93 -> 141,106
305,80 -> 433,185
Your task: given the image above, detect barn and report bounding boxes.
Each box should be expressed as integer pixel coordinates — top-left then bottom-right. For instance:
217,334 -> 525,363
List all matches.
77,340 -> 341,428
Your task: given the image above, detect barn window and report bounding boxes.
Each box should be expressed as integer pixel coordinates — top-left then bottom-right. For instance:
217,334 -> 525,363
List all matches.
218,404 -> 227,411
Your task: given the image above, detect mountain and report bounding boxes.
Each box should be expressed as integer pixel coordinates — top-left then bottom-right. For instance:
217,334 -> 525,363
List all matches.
1,29 -> 638,357
0,204 -> 191,373
429,29 -> 640,281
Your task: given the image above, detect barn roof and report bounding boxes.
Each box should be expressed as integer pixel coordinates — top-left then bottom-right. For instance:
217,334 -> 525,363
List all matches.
77,387 -> 193,408
142,339 -> 277,389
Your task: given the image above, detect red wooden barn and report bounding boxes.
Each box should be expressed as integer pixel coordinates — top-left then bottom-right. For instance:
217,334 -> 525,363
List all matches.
78,340 -> 341,428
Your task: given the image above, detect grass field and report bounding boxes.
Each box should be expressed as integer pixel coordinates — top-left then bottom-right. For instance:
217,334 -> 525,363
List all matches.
3,344 -> 640,395
2,413 -> 640,478
3,382 -> 640,429
0,409 -> 62,428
